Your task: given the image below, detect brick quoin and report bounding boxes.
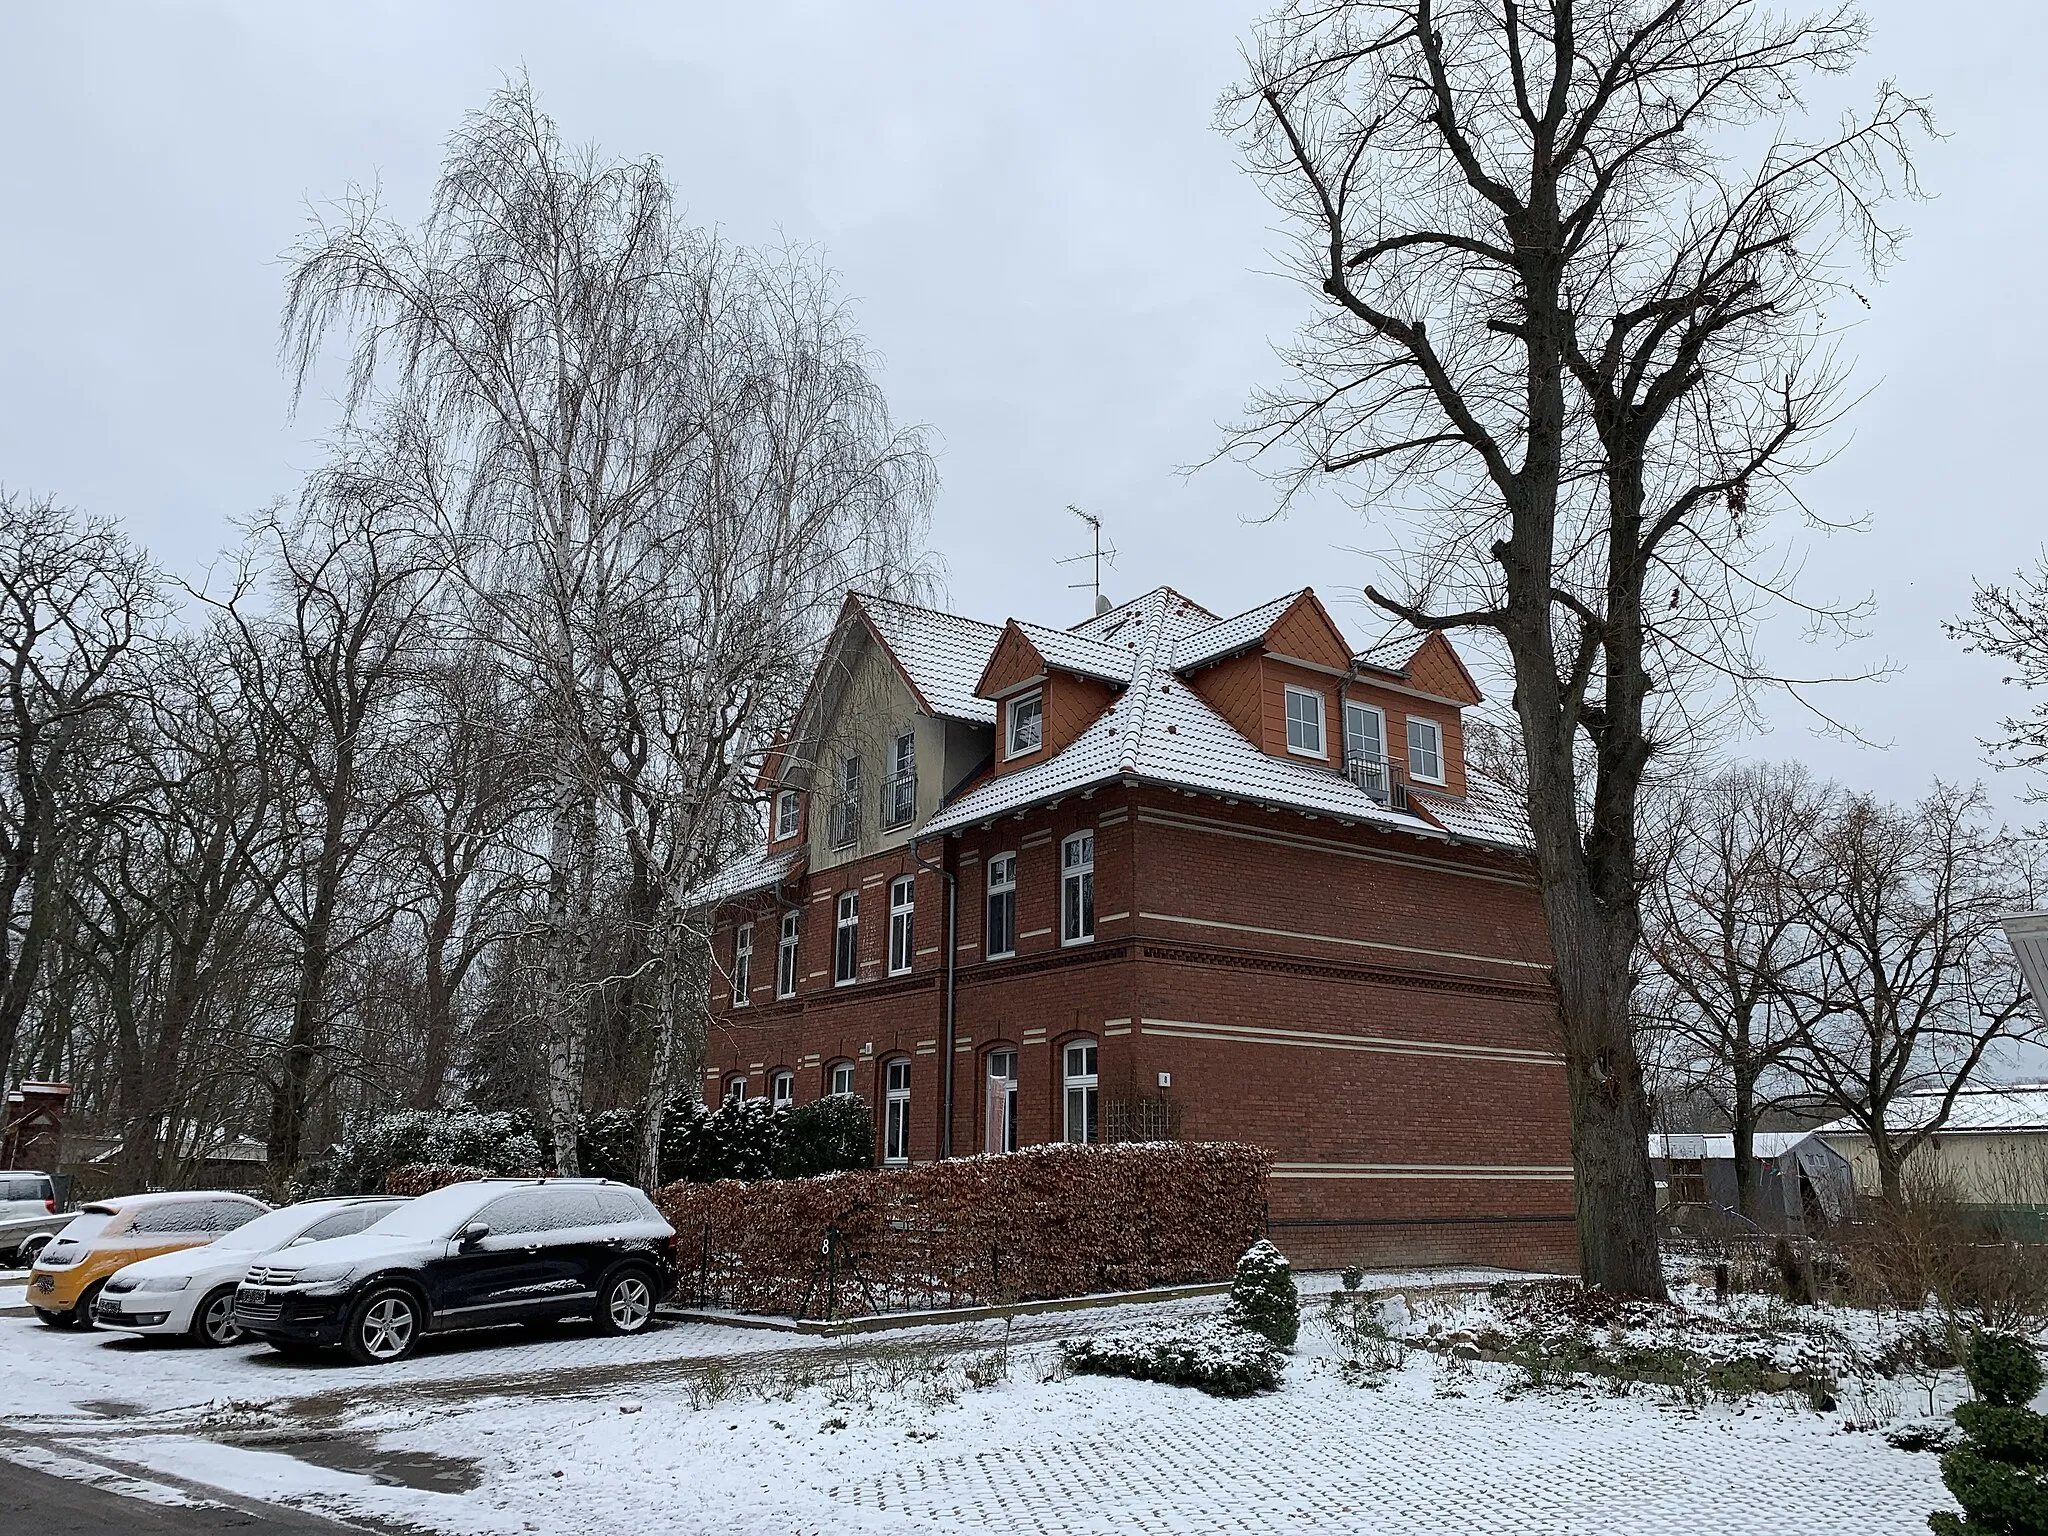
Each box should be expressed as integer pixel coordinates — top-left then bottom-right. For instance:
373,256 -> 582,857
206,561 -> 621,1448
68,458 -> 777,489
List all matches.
703,779 -> 1576,1276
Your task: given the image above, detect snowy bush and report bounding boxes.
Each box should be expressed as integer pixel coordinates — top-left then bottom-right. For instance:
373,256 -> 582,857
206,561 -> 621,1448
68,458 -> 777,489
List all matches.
775,1093 -> 874,1179
1931,1331 -> 2048,1536
312,1109 -> 546,1195
661,1097 -> 786,1183
1226,1238 -> 1300,1348
1063,1321 -> 1283,1398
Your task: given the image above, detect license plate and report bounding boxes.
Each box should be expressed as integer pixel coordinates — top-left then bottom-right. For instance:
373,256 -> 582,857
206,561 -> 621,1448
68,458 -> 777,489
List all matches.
243,1289 -> 268,1305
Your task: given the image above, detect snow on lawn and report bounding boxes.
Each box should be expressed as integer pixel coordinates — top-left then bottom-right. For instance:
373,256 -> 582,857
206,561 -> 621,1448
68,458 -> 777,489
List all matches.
0,1280 -> 1963,1534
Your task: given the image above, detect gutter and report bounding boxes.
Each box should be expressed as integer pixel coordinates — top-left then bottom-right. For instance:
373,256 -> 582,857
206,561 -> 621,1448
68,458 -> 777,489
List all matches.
909,833 -> 958,1159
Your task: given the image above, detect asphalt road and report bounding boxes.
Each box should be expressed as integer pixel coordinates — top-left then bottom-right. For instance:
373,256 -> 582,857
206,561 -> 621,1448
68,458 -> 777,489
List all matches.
0,1456 -> 376,1535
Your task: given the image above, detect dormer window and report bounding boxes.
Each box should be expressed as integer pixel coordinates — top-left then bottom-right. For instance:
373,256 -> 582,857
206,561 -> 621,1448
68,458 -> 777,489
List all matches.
1406,717 -> 1445,783
774,789 -> 800,841
1006,691 -> 1043,759
1284,685 -> 1326,758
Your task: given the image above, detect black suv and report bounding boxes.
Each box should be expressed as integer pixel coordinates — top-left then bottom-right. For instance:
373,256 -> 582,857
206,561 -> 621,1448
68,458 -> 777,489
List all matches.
233,1178 -> 675,1364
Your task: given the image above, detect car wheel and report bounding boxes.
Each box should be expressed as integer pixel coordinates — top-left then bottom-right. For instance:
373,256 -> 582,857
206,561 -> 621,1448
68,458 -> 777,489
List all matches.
20,1234 -> 51,1265
593,1267 -> 657,1336
189,1285 -> 243,1347
343,1287 -> 422,1365
69,1282 -> 103,1331
37,1307 -> 74,1329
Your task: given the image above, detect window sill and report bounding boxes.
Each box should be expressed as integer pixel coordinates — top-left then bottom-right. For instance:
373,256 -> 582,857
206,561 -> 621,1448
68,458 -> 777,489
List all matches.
1061,935 -> 1096,948
1408,772 -> 1446,787
887,966 -> 912,978
833,977 -> 859,988
986,949 -> 1015,962
1285,744 -> 1327,760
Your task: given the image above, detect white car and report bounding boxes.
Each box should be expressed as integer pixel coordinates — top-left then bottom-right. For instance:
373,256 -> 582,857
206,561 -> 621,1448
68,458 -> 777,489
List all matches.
93,1196 -> 406,1345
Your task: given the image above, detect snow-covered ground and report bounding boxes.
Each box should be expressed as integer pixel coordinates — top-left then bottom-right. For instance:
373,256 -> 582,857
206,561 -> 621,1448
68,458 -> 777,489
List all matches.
0,1272 -> 1968,1534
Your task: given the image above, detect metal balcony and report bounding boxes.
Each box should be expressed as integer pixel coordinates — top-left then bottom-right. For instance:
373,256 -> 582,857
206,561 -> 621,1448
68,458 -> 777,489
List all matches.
828,796 -> 860,849
1343,751 -> 1408,810
879,770 -> 917,830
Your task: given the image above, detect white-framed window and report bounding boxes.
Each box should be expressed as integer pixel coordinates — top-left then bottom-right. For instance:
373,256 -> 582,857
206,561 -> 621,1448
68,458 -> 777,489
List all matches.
882,730 -> 916,828
731,923 -> 753,1008
834,891 -> 859,985
1006,690 -> 1043,759
883,1058 -> 912,1164
1343,700 -> 1386,765
771,1071 -> 794,1110
888,875 -> 915,975
1060,830 -> 1095,945
830,754 -> 861,848
724,1076 -> 747,1105
985,1048 -> 1018,1155
1284,684 -> 1326,758
985,852 -> 1017,959
774,788 -> 800,841
1406,716 -> 1445,783
829,1061 -> 856,1097
776,911 -> 800,999
1063,1039 -> 1099,1144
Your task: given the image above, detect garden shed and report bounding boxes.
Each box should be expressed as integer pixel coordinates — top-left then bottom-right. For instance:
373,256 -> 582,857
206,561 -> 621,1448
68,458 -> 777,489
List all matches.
1648,1131 -> 1855,1233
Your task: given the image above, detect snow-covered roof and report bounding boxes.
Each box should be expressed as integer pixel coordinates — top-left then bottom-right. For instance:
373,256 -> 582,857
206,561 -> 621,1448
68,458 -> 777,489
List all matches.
852,593 -> 1002,724
1008,619 -> 1137,685
923,587 -> 1504,845
1356,630 -> 1427,674
1171,591 -> 1306,671
1649,1132 -> 1822,1162
1408,786 -> 1528,848
682,847 -> 804,910
1814,1084 -> 2048,1140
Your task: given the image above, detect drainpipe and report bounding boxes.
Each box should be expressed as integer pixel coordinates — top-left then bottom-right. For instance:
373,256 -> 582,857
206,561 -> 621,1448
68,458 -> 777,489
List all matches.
910,833 -> 958,1159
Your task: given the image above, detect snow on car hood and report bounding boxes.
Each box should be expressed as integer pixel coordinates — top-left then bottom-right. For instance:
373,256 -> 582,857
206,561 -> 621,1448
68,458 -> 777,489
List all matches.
252,1228 -> 431,1275
108,1243 -> 241,1286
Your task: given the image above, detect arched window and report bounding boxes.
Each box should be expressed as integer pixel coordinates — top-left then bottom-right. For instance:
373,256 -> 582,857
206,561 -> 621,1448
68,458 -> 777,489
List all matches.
771,1071 -> 794,1110
1063,1039 -> 1098,1144
776,911 -> 800,999
827,1060 -> 856,1097
723,1076 -> 747,1106
732,923 -> 753,1008
888,876 -> 915,975
834,891 -> 859,985
985,1048 -> 1017,1155
883,1058 -> 912,1164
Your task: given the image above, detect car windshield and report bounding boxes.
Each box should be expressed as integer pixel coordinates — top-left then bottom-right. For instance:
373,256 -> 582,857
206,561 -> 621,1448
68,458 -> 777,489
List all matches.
210,1204 -> 341,1252
358,1184 -> 496,1240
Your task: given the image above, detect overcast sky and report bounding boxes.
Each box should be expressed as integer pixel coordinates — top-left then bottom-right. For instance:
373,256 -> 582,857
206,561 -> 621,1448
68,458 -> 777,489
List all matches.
2,1 -> 2042,821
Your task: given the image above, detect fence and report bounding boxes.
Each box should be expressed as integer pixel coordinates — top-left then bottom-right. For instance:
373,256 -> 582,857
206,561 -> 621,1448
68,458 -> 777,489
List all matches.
656,1140 -> 1269,1320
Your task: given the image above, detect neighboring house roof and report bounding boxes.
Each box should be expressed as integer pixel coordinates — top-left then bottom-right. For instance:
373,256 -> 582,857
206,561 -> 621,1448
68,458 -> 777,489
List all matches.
1649,1132 -> 1829,1162
1814,1084 -> 2048,1140
851,593 -> 1003,724
1407,785 -> 1529,847
922,587 -> 1507,845
682,846 -> 805,909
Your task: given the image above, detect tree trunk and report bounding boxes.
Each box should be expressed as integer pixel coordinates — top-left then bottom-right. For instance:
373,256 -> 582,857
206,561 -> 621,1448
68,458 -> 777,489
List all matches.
1731,1062 -> 1758,1221
268,780 -> 349,1191
542,773 -> 596,1177
412,887 -> 460,1110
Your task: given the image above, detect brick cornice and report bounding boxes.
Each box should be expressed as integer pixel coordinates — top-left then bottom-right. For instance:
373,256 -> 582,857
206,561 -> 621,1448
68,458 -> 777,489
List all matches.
1135,939 -> 1555,1004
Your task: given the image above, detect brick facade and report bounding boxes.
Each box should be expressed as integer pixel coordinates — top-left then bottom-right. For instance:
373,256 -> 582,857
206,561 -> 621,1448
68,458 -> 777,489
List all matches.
703,780 -> 1576,1275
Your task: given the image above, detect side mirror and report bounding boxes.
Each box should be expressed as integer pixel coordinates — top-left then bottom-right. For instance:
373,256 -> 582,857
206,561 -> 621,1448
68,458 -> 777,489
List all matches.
457,1222 -> 490,1249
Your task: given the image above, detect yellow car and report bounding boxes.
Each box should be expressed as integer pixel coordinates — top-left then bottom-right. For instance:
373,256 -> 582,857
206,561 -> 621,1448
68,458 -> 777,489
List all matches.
28,1190 -> 271,1330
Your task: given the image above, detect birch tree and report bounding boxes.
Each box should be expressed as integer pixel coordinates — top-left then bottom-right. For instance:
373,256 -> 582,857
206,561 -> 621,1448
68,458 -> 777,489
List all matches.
282,81 -> 932,1173
1223,0 -> 1926,1294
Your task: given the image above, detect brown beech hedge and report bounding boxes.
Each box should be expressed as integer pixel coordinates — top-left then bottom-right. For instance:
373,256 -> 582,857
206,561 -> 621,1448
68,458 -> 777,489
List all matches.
656,1141 -> 1270,1319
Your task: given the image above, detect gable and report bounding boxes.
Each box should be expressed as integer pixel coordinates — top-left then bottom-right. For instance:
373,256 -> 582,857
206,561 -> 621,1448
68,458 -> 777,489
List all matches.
1263,591 -> 1351,672
1402,632 -> 1483,706
975,623 -> 1048,699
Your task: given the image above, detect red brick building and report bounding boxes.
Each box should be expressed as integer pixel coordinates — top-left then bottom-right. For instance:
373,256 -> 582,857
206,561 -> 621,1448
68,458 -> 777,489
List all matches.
689,586 -> 1575,1272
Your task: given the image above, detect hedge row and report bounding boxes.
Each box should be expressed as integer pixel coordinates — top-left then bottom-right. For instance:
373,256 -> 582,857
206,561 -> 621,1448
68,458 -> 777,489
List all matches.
655,1140 -> 1269,1319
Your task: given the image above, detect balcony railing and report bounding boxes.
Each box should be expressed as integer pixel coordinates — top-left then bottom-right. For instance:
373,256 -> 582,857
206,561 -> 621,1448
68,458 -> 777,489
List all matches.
1343,750 -> 1408,810
828,795 -> 860,849
879,770 -> 917,830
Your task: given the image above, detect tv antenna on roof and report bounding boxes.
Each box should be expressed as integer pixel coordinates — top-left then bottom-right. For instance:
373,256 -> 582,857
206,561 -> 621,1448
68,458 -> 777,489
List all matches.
1059,504 -> 1117,617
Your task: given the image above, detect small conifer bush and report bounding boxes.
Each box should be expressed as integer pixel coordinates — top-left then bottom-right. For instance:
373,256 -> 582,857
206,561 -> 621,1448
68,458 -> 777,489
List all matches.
1226,1238 -> 1300,1349
1930,1330 -> 2048,1536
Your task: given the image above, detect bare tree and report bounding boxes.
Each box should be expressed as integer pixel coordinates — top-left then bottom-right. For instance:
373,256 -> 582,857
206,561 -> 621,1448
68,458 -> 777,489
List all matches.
1222,1 -> 1927,1293
1782,785 -> 2040,1203
1950,554 -> 2048,802
0,491 -> 160,1090
282,81 -> 933,1172
1638,762 -> 1829,1215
